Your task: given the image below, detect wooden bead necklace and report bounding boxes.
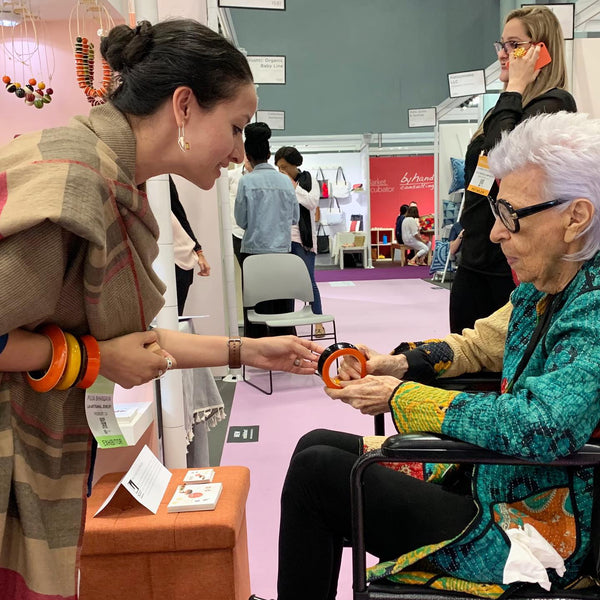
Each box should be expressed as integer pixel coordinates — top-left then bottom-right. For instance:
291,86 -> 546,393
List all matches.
69,0 -> 114,106
74,35 -> 111,105
1,6 -> 55,109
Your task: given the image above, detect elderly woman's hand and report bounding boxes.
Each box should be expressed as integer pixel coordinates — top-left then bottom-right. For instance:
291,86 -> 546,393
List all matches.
337,344 -> 409,381
324,374 -> 401,415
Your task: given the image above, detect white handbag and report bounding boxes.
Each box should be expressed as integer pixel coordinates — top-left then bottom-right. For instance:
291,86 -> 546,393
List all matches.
331,166 -> 351,199
320,197 -> 344,225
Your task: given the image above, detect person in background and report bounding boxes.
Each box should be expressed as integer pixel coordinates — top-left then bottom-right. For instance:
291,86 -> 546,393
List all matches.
449,5 -> 576,333
275,146 -> 325,338
235,123 -> 299,337
395,204 -> 409,244
169,175 -> 211,315
0,20 -> 321,600
402,205 -> 431,266
448,221 -> 464,265
228,159 -> 251,267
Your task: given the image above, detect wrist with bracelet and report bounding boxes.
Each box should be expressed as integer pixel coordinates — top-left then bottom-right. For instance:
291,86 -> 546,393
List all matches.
24,324 -> 100,392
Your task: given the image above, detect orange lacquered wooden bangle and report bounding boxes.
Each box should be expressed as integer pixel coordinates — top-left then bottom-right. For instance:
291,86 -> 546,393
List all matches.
55,333 -> 82,391
317,342 -> 367,389
76,334 -> 100,389
25,325 -> 68,393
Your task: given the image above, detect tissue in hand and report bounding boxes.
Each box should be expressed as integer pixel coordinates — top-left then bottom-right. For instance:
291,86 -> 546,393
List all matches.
502,524 -> 566,591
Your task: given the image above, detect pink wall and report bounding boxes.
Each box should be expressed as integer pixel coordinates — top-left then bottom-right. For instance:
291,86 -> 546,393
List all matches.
0,18 -> 123,146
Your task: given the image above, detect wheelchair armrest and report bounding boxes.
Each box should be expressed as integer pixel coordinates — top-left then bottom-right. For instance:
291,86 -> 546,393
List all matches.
433,371 -> 502,392
381,432 -> 600,468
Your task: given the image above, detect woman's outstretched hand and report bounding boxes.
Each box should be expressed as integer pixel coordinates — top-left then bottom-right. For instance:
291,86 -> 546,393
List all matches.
242,336 -> 323,374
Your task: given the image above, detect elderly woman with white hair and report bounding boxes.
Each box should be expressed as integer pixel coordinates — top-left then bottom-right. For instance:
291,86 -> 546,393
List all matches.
260,111 -> 600,600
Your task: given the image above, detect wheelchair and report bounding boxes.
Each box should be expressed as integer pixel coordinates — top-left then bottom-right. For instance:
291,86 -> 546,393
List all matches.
354,374 -> 600,600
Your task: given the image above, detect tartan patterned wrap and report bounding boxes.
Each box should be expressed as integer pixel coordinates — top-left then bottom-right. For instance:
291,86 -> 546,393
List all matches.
0,103 -> 165,599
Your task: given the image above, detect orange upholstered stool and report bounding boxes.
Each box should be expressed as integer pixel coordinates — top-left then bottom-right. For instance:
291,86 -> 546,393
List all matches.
80,466 -> 251,600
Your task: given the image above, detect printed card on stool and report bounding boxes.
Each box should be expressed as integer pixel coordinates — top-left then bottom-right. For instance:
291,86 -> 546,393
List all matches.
167,482 -> 223,512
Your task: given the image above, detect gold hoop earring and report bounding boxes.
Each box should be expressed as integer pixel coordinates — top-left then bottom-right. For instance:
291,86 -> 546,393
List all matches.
178,125 -> 190,152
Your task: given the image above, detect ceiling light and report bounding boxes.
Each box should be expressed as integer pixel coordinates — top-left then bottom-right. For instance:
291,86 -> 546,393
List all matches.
0,9 -> 22,27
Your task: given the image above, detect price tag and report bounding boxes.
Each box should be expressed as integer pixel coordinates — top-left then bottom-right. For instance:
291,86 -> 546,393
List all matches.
85,376 -> 128,449
467,154 -> 496,196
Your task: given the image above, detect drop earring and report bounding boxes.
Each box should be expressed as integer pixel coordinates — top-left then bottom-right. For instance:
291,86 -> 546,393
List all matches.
178,125 -> 190,152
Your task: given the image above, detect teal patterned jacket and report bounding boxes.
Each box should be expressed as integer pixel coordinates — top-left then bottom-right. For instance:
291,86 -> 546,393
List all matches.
377,252 -> 600,590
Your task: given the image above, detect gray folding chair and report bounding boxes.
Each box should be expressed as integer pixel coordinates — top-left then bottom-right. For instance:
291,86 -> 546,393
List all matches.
242,253 -> 337,394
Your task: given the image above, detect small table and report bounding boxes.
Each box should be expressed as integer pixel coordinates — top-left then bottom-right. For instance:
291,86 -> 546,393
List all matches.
339,244 -> 368,269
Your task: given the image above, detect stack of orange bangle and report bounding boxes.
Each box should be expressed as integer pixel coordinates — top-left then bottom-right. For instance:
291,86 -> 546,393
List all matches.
24,325 -> 101,393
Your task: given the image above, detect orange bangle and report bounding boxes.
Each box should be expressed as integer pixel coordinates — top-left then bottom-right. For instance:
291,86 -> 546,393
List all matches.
76,334 -> 101,389
317,342 -> 367,389
55,333 -> 83,391
25,325 -> 68,393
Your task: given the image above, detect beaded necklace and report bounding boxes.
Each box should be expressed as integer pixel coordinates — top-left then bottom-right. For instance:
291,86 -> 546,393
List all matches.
2,4 -> 55,109
69,0 -> 114,106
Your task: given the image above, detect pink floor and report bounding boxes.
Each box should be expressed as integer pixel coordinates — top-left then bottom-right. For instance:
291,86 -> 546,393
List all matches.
220,278 -> 451,599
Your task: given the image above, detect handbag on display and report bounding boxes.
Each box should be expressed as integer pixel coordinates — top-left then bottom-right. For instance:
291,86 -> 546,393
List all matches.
316,223 -> 330,254
316,167 -> 329,199
332,166 -> 351,199
349,214 -> 363,232
320,196 -> 344,226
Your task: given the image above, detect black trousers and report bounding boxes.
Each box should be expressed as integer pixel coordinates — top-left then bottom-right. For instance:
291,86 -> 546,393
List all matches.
277,429 -> 477,600
232,234 -> 244,268
175,265 -> 194,316
449,266 -> 515,333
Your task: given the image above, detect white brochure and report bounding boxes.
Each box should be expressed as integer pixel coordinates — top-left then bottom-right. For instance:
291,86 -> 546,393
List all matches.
94,445 -> 172,516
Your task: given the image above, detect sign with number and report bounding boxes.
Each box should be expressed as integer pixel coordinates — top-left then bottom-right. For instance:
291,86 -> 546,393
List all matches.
247,55 -> 286,84
408,108 -> 437,128
448,69 -> 486,98
256,110 -> 285,130
219,0 -> 285,9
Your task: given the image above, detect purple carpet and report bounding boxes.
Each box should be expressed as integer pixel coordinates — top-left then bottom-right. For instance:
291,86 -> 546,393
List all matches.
315,265 -> 430,282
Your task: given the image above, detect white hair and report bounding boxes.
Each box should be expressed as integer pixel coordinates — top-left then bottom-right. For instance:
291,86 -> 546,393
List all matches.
487,111 -> 600,261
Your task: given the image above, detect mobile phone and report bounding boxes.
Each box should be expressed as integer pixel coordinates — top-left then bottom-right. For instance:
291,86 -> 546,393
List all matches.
535,42 -> 552,70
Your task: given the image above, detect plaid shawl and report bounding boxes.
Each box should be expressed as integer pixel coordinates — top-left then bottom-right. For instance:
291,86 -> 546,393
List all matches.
0,103 -> 165,599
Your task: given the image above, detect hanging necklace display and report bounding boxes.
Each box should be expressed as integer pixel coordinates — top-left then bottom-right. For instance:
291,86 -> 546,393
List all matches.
2,2 -> 54,108
69,0 -> 114,106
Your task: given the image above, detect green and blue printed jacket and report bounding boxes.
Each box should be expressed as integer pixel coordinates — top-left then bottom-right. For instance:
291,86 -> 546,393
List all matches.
369,252 -> 600,597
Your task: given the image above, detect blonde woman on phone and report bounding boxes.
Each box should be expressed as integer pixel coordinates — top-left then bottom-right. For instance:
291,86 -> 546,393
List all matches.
449,5 -> 576,334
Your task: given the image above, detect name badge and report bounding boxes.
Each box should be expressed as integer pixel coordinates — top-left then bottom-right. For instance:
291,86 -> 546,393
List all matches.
467,154 -> 496,196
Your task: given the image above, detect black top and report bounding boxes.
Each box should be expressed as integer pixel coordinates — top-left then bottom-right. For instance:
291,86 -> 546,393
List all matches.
395,214 -> 405,244
169,175 -> 202,253
459,88 -> 576,276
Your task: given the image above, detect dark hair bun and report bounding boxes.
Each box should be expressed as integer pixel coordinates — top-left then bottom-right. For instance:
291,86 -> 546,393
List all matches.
101,21 -> 154,72
274,146 -> 303,167
245,122 -> 271,143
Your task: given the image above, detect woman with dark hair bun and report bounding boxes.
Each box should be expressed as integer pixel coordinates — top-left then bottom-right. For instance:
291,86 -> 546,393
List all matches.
275,146 -> 325,337
0,19 -> 321,600
235,125 -> 300,336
